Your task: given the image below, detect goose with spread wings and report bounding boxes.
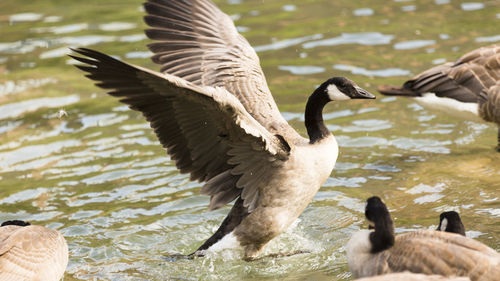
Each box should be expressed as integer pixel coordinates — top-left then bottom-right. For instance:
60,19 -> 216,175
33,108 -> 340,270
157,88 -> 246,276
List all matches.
0,220 -> 68,281
378,45 -> 500,151
70,0 -> 374,260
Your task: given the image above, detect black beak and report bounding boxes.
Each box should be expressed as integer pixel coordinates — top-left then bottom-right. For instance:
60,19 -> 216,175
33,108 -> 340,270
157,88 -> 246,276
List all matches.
353,86 -> 376,99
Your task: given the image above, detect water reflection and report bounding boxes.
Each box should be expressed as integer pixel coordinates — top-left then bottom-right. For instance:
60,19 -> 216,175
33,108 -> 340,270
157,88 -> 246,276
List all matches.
9,13 -> 44,23
0,94 -> 79,120
393,40 -> 436,50
303,32 -> 394,49
461,2 -> 485,11
333,64 -> 411,77
353,8 -> 374,16
253,34 -> 323,52
278,65 -> 325,75
401,5 -> 417,12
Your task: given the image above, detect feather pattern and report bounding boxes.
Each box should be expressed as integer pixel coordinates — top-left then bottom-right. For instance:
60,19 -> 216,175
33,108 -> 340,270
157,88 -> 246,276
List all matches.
479,82 -> 500,124
355,272 -> 470,281
70,47 -> 289,211
143,0 -> 292,132
379,44 -> 500,103
0,225 -> 68,281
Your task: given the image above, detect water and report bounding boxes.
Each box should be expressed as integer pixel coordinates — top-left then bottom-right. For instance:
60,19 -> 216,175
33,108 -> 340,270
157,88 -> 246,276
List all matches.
0,0 -> 499,280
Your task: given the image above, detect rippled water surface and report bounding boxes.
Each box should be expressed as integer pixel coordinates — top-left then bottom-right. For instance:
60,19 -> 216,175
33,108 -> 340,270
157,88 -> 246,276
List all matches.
1,0 -> 499,280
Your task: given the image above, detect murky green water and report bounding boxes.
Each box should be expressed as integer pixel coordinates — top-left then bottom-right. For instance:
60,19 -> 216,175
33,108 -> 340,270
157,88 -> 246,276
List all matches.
1,0 -> 499,280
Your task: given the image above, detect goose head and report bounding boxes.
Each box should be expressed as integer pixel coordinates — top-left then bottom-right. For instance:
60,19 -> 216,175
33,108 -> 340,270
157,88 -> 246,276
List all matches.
305,77 -> 375,143
437,211 -> 466,236
323,77 -> 375,101
1,220 -> 31,227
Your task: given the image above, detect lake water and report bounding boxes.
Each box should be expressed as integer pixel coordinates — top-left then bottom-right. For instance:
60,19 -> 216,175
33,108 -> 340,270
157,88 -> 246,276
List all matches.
0,0 -> 499,280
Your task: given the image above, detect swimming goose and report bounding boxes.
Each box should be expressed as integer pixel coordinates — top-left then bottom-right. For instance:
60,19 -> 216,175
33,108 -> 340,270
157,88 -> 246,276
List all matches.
70,0 -> 375,260
0,220 -> 68,281
378,45 -> 500,150
346,197 -> 500,280
437,211 -> 466,236
355,272 -> 470,281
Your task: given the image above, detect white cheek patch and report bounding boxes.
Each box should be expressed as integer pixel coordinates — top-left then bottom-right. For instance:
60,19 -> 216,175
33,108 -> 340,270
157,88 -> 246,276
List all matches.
440,218 -> 448,231
327,84 -> 350,101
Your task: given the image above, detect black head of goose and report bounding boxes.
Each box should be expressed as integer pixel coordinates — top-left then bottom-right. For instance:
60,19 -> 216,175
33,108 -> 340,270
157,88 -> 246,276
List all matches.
0,220 -> 68,281
70,0 -> 375,260
346,196 -> 500,280
377,44 -> 500,151
437,211 -> 466,236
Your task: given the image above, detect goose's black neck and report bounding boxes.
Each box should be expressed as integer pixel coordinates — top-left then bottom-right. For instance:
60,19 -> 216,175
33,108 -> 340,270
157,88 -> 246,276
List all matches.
365,197 -> 395,253
369,215 -> 395,253
305,88 -> 331,143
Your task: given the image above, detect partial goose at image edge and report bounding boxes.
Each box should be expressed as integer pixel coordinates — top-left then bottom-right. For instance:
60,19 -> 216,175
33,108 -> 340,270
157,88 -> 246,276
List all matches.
378,44 -> 500,151
0,220 -> 68,281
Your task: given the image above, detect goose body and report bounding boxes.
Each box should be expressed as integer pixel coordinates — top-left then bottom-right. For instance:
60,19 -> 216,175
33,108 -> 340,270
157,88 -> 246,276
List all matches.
355,272 -> 470,281
71,0 -> 374,260
437,211 -> 466,236
378,45 -> 500,150
347,197 -> 500,280
0,220 -> 68,281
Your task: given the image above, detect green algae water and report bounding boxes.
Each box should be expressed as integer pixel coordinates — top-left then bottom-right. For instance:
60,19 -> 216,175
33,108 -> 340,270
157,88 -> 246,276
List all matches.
0,0 -> 499,280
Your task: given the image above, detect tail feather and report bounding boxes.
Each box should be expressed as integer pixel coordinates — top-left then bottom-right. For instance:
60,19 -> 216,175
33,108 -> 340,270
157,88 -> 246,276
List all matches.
378,85 -> 420,96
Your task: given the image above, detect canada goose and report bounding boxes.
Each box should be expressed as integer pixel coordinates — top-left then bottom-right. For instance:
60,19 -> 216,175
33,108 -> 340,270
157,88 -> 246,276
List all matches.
437,211 -> 466,236
70,0 -> 375,260
355,272 -> 470,281
0,220 -> 68,281
346,197 -> 500,280
378,45 -> 500,150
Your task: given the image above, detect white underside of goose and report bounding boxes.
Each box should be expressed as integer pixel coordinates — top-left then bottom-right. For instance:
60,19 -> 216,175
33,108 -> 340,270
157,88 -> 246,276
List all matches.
414,93 -> 483,123
346,229 -> 374,278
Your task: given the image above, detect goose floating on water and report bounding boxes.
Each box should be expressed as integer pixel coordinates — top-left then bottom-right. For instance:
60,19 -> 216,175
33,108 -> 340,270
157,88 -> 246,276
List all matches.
0,220 -> 68,281
71,0 -> 375,260
355,272 -> 470,281
378,45 -> 500,151
346,197 -> 500,280
437,211 -> 466,236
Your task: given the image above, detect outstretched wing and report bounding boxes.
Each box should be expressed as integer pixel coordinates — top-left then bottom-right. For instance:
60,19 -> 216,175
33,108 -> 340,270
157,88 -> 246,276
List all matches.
71,48 -> 290,211
143,0 -> 289,131
402,45 -> 500,102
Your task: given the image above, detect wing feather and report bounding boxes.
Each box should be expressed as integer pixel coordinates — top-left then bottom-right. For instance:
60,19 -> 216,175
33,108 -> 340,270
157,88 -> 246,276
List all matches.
384,231 -> 500,279
71,48 -> 289,211
400,45 -> 500,102
0,226 -> 68,281
143,0 -> 291,132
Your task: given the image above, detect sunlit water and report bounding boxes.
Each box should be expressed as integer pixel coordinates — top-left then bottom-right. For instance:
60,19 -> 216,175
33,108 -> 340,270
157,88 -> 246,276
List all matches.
0,0 -> 499,280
